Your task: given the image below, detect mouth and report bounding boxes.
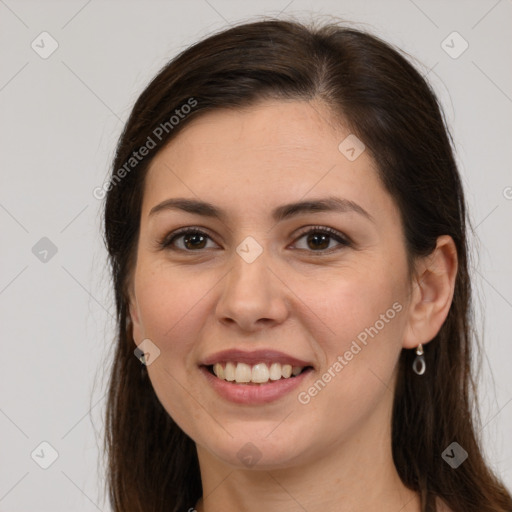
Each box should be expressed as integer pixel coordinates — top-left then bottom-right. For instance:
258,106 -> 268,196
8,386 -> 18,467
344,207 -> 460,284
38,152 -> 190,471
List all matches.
199,349 -> 315,403
199,362 -> 314,404
202,361 -> 314,385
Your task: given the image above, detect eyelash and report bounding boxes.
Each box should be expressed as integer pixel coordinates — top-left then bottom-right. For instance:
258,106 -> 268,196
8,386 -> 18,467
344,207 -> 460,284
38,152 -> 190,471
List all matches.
158,225 -> 352,254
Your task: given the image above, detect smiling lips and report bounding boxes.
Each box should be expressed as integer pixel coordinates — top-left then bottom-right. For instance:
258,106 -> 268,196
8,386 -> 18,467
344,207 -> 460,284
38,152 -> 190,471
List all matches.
212,361 -> 305,384
201,349 -> 314,385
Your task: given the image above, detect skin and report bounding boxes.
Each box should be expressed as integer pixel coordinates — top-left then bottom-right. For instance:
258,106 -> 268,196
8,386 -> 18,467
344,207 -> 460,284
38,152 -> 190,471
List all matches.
128,99 -> 457,512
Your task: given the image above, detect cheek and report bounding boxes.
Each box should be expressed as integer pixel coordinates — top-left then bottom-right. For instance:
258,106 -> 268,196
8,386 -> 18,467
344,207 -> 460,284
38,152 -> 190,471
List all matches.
134,261 -> 214,342
291,274 -> 405,442
135,264 -> 217,434
292,260 -> 407,398
299,263 -> 405,340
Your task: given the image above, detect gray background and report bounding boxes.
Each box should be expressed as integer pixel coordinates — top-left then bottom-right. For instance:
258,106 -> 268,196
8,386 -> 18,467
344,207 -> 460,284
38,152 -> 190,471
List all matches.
0,0 -> 511,510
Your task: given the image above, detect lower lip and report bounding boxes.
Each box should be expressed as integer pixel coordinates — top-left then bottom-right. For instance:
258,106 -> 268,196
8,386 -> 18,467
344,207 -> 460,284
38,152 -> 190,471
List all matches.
199,366 -> 313,404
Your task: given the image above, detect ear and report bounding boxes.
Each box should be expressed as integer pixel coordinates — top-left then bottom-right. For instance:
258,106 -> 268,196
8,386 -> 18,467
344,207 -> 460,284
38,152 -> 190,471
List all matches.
402,235 -> 458,349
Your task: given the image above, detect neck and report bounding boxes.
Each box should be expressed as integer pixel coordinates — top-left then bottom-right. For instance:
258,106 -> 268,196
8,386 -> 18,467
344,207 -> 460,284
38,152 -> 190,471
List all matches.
196,452 -> 418,512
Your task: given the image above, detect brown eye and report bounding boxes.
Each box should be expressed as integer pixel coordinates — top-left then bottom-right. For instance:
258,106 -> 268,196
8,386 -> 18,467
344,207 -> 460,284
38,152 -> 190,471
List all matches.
160,229 -> 217,251
182,232 -> 208,250
306,232 -> 330,250
293,227 -> 351,253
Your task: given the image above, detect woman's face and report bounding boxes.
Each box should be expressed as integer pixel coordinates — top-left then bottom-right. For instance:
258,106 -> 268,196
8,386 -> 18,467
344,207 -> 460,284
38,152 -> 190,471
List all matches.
129,99 -> 415,469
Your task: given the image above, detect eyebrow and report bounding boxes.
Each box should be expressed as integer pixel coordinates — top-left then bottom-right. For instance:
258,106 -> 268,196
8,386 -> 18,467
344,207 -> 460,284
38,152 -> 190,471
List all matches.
148,196 -> 374,223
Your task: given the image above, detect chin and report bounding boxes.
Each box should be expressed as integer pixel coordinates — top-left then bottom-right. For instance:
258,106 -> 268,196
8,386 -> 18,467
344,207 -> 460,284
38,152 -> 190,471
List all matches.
199,427 -> 314,471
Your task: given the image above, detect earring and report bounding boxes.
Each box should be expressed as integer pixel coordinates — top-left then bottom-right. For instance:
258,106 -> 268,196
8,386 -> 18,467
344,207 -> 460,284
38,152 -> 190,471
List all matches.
412,344 -> 426,375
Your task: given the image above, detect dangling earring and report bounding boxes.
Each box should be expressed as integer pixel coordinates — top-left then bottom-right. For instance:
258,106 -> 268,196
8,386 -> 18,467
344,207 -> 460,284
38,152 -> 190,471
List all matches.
412,344 -> 426,375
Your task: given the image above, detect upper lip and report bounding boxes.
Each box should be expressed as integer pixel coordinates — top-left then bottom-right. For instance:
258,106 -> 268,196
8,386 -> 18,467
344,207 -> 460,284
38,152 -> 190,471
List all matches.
201,349 -> 314,368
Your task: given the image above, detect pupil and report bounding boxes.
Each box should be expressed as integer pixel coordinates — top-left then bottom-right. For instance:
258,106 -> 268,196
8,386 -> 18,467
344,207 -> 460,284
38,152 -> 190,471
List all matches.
308,233 -> 329,250
185,233 -> 206,249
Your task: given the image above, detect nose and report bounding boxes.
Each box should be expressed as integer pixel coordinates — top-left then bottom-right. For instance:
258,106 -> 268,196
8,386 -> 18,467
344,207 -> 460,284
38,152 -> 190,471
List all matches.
215,249 -> 289,332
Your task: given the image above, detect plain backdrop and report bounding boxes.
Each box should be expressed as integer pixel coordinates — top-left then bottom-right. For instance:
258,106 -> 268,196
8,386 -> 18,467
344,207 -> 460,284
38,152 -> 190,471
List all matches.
0,0 -> 511,510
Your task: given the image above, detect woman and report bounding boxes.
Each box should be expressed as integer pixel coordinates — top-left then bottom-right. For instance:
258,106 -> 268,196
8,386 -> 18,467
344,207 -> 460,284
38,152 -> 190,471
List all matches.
101,17 -> 512,512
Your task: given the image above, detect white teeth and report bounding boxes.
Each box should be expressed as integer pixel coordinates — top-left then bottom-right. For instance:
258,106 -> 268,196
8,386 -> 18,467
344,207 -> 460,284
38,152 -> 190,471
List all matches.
211,361 -> 306,384
251,363 -> 270,383
224,361 -> 236,381
281,364 -> 292,378
213,363 -> 225,379
234,362 -> 252,383
269,362 -> 282,381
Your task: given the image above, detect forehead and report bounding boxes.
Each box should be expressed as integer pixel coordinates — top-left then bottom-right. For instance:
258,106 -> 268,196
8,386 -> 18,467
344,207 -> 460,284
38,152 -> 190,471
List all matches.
142,99 -> 393,222
152,99 -> 348,167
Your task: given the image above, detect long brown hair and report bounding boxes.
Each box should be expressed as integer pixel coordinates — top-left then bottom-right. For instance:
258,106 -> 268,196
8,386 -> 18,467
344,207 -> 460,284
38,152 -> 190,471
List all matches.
101,17 -> 512,512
